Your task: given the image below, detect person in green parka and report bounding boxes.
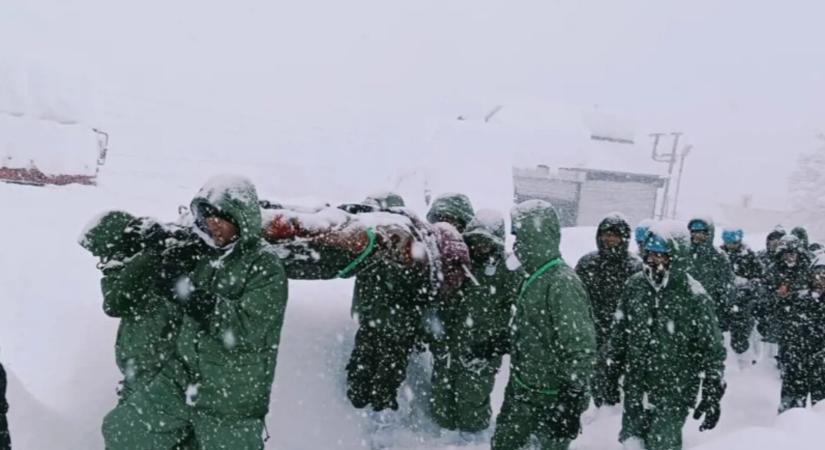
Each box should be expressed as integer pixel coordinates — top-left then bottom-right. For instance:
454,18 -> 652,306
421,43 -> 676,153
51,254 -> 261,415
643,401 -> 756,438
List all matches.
80,211 -> 197,402
345,193 -> 437,412
102,176 -> 288,450
775,255 -> 825,412
603,226 -> 726,450
491,200 -> 597,450
575,214 -> 642,407
429,209 -> 521,436
687,218 -> 735,331
0,361 -> 9,450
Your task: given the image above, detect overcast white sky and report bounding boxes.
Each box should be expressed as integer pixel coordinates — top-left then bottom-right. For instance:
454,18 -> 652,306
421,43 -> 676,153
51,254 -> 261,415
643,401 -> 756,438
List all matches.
2,0 -> 824,213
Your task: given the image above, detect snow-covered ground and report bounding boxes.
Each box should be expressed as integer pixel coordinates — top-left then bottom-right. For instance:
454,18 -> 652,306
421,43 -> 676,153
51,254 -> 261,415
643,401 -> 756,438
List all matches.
2,1 -> 825,446
2,156 -> 825,449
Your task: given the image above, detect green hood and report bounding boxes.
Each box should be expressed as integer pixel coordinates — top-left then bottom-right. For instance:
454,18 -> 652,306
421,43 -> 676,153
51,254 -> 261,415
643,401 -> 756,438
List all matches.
190,175 -> 263,249
596,213 -> 632,255
463,209 -> 506,262
511,200 -> 562,273
645,221 -> 692,284
688,217 -> 716,252
363,192 -> 405,210
427,193 -> 475,232
791,226 -> 810,249
79,210 -> 139,260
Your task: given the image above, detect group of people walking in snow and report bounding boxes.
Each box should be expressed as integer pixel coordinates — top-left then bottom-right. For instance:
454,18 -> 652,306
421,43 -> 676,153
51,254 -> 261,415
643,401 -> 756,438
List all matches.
77,175 -> 825,450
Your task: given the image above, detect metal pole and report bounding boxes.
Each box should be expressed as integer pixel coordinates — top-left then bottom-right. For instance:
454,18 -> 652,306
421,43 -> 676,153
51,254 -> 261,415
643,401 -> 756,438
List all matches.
671,145 -> 692,219
658,133 -> 681,219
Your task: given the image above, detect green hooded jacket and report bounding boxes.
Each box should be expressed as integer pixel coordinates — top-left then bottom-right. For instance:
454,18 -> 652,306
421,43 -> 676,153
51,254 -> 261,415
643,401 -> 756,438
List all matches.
81,211 -> 184,396
177,176 -> 288,419
575,214 -> 642,348
605,229 -> 725,427
508,200 -> 597,395
440,211 -> 522,358
688,219 -> 735,328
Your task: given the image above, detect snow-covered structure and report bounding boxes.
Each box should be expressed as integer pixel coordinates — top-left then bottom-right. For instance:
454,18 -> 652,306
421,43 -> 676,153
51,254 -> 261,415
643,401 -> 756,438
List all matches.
415,99 -> 666,226
0,58 -> 106,186
514,165 -> 665,227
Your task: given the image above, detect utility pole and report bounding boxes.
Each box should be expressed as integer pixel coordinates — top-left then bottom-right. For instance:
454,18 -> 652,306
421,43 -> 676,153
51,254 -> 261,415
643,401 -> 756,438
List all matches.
650,132 -> 682,219
671,145 -> 692,219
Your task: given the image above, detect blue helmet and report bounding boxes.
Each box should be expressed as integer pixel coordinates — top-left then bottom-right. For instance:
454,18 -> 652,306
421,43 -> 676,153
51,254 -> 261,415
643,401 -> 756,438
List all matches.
722,229 -> 744,245
688,219 -> 710,232
644,234 -> 671,254
635,225 -> 650,244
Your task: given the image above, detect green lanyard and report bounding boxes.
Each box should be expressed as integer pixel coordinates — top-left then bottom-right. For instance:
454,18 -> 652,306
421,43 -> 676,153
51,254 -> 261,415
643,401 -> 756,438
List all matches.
337,228 -> 376,278
519,258 -> 563,296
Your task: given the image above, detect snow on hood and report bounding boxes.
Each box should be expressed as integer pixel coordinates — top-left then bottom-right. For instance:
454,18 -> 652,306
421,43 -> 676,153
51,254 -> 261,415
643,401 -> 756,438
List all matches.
196,174 -> 258,207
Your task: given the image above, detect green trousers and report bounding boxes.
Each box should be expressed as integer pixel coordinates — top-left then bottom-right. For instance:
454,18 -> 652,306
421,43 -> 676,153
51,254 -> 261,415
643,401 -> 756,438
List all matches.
102,371 -> 264,450
429,349 -> 501,432
620,400 -> 688,450
491,382 -> 571,450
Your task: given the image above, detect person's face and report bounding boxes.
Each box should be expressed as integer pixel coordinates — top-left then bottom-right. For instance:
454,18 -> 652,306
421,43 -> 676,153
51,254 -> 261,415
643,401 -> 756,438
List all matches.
723,242 -> 741,252
646,252 -> 671,272
599,231 -> 623,251
691,230 -> 709,245
782,251 -> 799,268
469,240 -> 496,261
206,216 -> 239,248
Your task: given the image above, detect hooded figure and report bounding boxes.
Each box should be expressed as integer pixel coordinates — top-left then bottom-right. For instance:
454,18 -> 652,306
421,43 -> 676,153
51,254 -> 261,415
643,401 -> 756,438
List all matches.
758,226 -> 787,273
719,228 -> 765,356
491,200 -> 596,450
791,227 -> 810,251
426,193 -> 475,233
575,214 -> 642,406
603,226 -> 726,450
430,210 -> 522,434
775,256 -> 825,411
687,218 -> 735,331
103,176 -> 288,450
0,362 -> 9,450
344,193 -> 437,412
576,215 -> 642,347
754,226 -> 787,342
80,211 -> 189,401
759,235 -> 814,367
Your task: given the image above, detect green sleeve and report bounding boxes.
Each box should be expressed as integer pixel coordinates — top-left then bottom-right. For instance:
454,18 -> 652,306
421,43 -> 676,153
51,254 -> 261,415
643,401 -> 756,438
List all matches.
545,271 -> 597,390
210,254 -> 288,353
101,251 -> 161,318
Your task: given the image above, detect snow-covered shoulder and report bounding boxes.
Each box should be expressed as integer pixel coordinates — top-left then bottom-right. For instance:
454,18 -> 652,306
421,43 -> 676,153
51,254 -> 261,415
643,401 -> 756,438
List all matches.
687,274 -> 708,296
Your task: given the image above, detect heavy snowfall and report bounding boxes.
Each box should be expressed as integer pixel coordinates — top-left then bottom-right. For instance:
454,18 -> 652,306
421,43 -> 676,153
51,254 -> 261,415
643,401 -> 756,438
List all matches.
2,1 -> 825,449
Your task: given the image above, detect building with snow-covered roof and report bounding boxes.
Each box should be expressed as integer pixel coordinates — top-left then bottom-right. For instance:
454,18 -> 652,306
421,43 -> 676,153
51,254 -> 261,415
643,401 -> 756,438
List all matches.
513,165 -> 665,227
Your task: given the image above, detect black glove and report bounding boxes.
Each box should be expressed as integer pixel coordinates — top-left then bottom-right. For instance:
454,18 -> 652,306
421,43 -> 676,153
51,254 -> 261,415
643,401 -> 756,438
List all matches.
548,387 -> 586,440
693,376 -> 725,431
471,332 -> 510,359
171,282 -> 217,325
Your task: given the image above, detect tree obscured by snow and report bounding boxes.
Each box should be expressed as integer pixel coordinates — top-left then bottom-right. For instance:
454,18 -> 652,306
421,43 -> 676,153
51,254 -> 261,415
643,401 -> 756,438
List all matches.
789,134 -> 825,242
